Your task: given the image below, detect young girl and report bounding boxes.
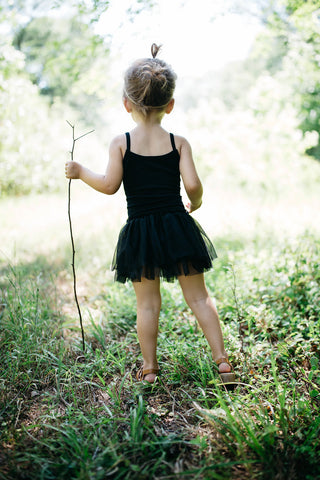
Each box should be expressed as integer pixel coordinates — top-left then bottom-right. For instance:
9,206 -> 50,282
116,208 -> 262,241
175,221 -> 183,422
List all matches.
65,44 -> 235,386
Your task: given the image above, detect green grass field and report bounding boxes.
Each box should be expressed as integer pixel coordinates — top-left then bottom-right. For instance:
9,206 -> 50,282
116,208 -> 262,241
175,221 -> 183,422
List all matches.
1,169 -> 320,479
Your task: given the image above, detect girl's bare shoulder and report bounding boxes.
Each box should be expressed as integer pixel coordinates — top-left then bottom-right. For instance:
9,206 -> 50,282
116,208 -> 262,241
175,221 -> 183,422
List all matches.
109,134 -> 127,158
172,135 -> 192,156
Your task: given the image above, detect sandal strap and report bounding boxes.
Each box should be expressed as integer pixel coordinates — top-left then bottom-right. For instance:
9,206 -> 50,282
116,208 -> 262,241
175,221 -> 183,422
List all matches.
142,368 -> 159,375
136,367 -> 159,381
215,357 -> 232,368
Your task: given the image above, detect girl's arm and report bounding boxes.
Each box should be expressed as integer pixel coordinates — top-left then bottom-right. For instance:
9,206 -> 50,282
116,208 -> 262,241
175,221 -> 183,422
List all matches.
65,135 -> 124,195
178,137 -> 203,213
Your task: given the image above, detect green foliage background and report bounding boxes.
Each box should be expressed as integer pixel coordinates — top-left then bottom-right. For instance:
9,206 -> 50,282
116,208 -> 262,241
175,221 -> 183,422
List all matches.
1,0 -> 320,196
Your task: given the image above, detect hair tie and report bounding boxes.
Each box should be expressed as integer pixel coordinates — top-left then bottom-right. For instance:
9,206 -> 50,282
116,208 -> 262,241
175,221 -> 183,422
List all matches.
151,43 -> 161,59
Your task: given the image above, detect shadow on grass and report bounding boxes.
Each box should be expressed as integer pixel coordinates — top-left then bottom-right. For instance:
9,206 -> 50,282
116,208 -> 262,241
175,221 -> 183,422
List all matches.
1,233 -> 320,480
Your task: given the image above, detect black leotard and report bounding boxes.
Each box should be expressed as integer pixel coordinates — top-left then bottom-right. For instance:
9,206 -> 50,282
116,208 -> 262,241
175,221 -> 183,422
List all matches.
111,132 -> 217,283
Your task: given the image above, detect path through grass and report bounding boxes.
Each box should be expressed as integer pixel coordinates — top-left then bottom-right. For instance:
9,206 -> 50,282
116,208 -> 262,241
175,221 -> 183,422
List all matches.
1,201 -> 319,479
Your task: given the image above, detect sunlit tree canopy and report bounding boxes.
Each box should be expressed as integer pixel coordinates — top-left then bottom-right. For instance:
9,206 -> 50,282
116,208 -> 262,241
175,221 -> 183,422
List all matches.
1,0 -> 320,196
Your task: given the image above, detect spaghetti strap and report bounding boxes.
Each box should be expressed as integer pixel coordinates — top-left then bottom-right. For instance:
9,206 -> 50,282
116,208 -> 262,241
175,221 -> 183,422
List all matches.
170,133 -> 176,151
125,132 -> 131,151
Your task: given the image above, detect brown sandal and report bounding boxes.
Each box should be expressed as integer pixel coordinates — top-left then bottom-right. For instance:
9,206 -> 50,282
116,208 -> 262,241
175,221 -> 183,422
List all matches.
216,357 -> 236,386
136,367 -> 159,383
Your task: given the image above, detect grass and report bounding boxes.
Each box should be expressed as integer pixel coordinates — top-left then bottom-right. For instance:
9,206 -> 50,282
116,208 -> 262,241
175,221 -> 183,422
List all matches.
2,47 -> 320,477
1,214 -> 320,479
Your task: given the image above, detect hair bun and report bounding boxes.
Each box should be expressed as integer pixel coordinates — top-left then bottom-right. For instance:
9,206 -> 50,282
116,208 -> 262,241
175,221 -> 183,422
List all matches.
151,43 -> 161,59
123,46 -> 176,115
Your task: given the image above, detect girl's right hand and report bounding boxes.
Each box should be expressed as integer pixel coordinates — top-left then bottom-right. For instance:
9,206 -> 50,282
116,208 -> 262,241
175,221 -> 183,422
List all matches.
186,200 -> 202,213
65,161 -> 81,179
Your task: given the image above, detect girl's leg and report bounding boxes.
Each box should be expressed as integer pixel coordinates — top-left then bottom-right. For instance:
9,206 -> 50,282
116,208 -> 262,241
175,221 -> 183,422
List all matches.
132,276 -> 161,382
178,273 -> 231,373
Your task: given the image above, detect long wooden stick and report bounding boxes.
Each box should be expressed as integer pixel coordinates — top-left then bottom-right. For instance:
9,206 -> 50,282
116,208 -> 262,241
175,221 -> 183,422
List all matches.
66,121 -> 94,352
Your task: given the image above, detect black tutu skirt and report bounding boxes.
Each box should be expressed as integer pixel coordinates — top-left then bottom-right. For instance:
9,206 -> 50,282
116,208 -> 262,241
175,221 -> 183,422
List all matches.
111,211 -> 217,283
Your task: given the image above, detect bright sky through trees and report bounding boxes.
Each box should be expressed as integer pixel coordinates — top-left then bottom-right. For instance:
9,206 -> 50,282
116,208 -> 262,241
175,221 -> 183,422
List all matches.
96,0 -> 263,77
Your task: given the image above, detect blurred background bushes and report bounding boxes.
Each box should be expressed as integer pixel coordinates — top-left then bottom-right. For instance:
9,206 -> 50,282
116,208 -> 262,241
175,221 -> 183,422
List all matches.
0,0 -> 320,196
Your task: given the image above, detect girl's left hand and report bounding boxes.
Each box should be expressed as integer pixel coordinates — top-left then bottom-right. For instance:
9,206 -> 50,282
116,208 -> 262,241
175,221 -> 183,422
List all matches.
65,161 -> 81,179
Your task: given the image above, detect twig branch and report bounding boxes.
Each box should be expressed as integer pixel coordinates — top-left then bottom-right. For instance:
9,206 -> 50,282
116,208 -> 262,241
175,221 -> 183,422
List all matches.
66,121 -> 94,352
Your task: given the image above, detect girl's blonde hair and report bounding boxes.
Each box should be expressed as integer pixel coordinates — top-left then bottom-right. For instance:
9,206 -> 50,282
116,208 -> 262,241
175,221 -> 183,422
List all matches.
123,44 -> 177,117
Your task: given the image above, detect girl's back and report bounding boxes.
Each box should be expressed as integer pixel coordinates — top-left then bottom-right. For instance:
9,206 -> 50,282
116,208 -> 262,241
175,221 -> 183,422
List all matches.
122,130 -> 184,219
126,126 -> 175,157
